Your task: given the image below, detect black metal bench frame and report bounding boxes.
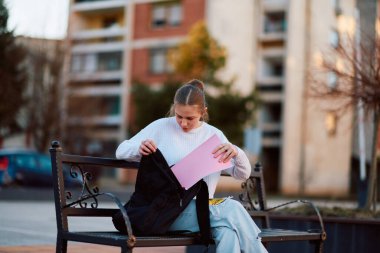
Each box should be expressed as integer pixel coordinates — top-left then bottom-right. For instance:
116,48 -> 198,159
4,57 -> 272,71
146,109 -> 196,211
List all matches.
50,141 -> 326,253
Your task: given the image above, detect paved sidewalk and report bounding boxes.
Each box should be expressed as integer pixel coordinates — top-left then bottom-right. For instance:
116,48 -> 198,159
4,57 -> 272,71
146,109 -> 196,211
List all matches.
0,244 -> 185,253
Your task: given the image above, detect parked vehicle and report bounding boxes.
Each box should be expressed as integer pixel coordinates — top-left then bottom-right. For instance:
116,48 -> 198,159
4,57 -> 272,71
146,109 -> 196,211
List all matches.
0,149 -> 79,187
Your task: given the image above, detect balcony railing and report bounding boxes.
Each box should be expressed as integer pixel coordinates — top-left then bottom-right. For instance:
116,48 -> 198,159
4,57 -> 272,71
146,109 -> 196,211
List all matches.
69,86 -> 122,96
259,32 -> 286,42
70,70 -> 123,82
72,41 -> 124,53
72,0 -> 126,12
261,137 -> 282,147
261,123 -> 282,132
68,115 -> 122,126
72,27 -> 126,40
256,76 -> 284,86
259,92 -> 283,102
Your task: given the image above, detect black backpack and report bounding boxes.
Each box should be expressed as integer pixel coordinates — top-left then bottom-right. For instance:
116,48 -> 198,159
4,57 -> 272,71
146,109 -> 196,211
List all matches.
112,149 -> 211,244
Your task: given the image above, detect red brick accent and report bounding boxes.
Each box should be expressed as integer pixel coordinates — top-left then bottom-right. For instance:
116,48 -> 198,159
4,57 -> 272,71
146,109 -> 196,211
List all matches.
134,0 -> 205,39
131,48 -> 168,84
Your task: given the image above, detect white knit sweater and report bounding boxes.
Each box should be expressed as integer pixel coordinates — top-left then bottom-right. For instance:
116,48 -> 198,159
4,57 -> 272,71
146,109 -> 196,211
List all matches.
116,117 -> 251,198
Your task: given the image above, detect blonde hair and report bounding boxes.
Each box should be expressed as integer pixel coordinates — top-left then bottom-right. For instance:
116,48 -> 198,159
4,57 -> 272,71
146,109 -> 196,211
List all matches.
169,79 -> 209,121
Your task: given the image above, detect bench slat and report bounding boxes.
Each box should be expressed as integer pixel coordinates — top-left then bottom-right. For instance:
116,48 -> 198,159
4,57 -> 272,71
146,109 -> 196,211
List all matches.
260,228 -> 323,242
64,231 -> 202,247
64,229 -> 323,247
61,154 -> 139,168
63,207 -> 118,217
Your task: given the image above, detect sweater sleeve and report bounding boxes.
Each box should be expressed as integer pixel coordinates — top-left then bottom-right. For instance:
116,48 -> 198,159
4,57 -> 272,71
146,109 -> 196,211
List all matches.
115,121 -> 157,161
226,145 -> 251,180
216,130 -> 251,181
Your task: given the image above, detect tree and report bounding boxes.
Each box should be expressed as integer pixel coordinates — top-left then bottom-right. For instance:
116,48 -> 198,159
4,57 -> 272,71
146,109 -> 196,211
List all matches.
310,31 -> 380,212
168,21 -> 226,84
19,38 -> 64,152
130,80 -> 180,136
0,0 -> 27,146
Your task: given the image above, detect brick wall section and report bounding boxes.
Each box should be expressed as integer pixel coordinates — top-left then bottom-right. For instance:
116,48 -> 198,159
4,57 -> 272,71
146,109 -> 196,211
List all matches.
131,48 -> 168,84
133,0 -> 205,39
131,0 -> 205,84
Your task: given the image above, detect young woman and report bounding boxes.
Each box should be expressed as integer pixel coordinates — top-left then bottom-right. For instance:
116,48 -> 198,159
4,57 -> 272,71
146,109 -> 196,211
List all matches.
116,79 -> 267,253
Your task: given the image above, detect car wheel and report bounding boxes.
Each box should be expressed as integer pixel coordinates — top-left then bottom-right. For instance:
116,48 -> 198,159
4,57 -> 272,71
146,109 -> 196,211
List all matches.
15,172 -> 25,184
2,171 -> 13,186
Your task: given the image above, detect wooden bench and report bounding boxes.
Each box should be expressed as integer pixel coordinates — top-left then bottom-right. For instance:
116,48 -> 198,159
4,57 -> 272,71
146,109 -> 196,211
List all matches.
50,141 -> 326,253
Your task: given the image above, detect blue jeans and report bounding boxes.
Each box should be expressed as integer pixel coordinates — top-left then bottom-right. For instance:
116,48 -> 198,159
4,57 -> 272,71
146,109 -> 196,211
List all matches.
169,198 -> 268,253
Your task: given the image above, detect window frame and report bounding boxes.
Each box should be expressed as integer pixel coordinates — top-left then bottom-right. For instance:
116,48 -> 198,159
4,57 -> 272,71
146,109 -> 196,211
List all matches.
151,1 -> 183,29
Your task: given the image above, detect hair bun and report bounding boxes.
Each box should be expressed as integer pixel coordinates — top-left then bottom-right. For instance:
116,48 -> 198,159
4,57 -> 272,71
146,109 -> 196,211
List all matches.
187,79 -> 205,91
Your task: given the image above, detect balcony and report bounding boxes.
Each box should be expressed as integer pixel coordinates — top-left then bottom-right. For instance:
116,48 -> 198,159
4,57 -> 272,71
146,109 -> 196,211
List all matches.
262,0 -> 288,11
261,122 -> 282,132
72,26 -> 126,40
258,32 -> 286,42
68,115 -> 122,126
262,137 -> 282,147
262,9 -> 287,43
258,49 -> 285,85
256,76 -> 284,86
259,92 -> 283,102
69,85 -> 122,96
88,128 -> 121,139
70,70 -> 123,82
72,0 -> 126,12
72,41 -> 124,54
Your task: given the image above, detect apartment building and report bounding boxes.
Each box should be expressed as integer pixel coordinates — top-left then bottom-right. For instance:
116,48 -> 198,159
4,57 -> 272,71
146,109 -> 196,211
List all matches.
65,0 -> 366,196
64,0 -> 205,156
251,0 -> 356,196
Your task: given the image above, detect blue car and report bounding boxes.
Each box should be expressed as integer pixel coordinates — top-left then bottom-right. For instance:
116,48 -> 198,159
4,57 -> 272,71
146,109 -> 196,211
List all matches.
0,149 -> 79,187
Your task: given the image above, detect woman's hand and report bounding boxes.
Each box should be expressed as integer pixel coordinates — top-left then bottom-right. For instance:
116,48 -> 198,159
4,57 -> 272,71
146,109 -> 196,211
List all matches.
139,139 -> 157,156
212,143 -> 238,163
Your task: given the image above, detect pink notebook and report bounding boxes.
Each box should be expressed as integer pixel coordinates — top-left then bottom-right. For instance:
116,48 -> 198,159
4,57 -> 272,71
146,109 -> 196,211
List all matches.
171,134 -> 232,190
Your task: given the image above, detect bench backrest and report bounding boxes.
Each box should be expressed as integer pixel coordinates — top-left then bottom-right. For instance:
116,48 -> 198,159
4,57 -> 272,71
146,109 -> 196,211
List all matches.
49,141 -> 269,233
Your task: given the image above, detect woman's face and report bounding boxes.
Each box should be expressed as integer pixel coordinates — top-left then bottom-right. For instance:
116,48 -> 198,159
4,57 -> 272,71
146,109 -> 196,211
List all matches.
174,104 -> 203,132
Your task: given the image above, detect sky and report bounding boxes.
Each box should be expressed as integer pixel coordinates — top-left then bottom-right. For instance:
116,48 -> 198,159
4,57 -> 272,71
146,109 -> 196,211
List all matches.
5,0 -> 70,39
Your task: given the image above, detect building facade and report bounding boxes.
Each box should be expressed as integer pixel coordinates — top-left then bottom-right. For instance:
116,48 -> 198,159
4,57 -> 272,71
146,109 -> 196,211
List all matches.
64,0 -> 205,156
65,0 -> 369,196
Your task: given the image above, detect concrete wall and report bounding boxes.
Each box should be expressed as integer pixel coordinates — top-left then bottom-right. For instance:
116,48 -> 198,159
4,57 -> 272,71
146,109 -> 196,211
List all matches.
206,0 -> 257,95
282,0 -> 355,196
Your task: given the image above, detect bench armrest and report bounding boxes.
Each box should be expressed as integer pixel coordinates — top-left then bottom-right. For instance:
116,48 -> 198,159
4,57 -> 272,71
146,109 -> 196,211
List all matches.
102,192 -> 136,247
265,199 -> 326,235
63,192 -> 137,247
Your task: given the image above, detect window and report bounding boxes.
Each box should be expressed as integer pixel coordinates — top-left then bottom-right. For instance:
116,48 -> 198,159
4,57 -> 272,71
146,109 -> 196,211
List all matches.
103,17 -> 118,29
331,0 -> 342,16
98,52 -> 122,71
260,103 -> 282,124
71,55 -> 83,73
71,54 -> 97,73
149,48 -> 172,74
327,71 -> 338,89
330,30 -> 340,48
152,1 -> 182,28
264,11 -> 286,33
262,56 -> 284,77
72,53 -> 121,73
325,111 -> 338,136
83,54 -> 97,73
107,96 -> 120,115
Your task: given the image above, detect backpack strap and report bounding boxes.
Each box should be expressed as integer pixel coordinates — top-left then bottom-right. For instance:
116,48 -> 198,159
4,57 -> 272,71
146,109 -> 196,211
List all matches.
196,180 -> 211,245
